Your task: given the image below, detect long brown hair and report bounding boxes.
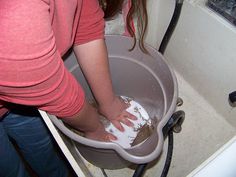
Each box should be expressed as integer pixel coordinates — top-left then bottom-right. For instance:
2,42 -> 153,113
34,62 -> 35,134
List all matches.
99,0 -> 148,53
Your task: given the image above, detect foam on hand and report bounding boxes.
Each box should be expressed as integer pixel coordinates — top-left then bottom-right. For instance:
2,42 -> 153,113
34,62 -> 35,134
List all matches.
105,96 -> 150,148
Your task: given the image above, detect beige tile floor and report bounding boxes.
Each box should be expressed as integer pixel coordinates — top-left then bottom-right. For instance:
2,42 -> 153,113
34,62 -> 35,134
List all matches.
78,71 -> 236,177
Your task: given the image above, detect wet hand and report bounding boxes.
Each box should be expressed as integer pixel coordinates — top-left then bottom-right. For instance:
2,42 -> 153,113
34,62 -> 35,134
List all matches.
98,96 -> 137,132
85,122 -> 117,142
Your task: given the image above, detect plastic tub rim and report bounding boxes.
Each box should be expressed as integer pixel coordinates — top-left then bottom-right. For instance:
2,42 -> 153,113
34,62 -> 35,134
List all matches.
48,35 -> 178,164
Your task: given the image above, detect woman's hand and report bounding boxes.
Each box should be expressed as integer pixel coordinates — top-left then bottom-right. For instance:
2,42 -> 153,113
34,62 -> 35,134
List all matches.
98,96 -> 137,131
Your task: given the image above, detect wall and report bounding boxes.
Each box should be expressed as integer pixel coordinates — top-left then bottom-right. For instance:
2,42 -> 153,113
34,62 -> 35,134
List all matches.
104,0 -> 175,49
145,0 -> 175,48
160,0 -> 236,125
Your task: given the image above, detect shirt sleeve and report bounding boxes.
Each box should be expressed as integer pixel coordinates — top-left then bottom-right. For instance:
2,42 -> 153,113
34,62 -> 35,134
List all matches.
74,0 -> 105,45
0,0 -> 85,117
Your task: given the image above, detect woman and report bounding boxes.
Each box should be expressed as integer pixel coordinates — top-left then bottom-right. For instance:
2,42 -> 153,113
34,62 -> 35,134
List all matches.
0,0 -> 136,141
0,0 -> 148,176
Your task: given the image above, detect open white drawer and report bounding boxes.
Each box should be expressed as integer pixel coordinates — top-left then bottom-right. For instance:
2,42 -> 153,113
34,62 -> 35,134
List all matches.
39,110 -> 93,177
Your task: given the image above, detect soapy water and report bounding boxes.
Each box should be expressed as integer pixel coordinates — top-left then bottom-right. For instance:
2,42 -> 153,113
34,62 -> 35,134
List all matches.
67,96 -> 154,148
102,96 -> 153,148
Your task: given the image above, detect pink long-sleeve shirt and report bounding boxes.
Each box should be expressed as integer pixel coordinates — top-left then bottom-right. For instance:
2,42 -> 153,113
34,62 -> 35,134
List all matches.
0,0 -> 105,117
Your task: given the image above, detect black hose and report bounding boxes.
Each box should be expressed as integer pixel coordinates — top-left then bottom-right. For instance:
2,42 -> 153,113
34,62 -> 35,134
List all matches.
160,110 -> 185,177
160,131 -> 174,177
132,131 -> 174,177
100,168 -> 109,177
159,0 -> 184,54
132,164 -> 148,177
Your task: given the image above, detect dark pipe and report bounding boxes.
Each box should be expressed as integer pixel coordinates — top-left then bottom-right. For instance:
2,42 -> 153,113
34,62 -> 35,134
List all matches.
160,131 -> 174,177
100,168 -> 109,177
132,164 -> 148,177
159,0 -> 184,54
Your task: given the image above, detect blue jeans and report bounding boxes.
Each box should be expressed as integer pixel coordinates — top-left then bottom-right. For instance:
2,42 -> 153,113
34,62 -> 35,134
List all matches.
0,107 -> 68,177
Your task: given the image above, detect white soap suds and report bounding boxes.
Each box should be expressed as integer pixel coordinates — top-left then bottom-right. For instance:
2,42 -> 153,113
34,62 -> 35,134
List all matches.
105,96 -> 150,148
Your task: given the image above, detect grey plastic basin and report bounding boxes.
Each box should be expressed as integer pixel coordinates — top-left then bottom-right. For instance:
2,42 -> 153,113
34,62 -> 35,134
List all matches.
49,35 -> 178,169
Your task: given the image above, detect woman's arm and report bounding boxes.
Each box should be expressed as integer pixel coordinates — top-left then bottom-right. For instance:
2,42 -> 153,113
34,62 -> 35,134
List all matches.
74,39 -> 114,108
73,39 -> 136,131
